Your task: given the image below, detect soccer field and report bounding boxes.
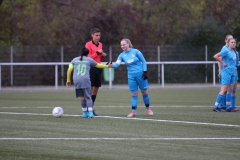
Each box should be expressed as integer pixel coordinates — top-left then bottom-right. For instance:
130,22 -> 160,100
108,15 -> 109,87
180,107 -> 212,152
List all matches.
0,87 -> 240,160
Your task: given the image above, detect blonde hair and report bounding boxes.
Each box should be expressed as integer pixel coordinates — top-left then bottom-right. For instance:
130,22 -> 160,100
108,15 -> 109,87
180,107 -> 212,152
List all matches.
227,38 -> 236,43
225,34 -> 233,43
121,38 -> 133,48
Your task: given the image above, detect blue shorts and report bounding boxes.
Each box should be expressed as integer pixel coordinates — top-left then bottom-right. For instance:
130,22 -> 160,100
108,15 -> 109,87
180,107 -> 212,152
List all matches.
234,69 -> 238,81
221,70 -> 235,85
128,74 -> 149,92
75,87 -> 92,99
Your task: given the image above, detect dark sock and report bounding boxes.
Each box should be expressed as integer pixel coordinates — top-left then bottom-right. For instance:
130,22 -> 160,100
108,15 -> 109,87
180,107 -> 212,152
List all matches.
132,106 -> 137,113
92,95 -> 96,105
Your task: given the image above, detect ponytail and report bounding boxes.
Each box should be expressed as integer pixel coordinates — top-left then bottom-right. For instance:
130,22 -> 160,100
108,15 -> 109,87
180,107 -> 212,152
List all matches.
80,46 -> 89,61
233,48 -> 239,61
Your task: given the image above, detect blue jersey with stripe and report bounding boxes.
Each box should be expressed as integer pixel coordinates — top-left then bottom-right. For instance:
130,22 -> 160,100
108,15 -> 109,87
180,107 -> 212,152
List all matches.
113,48 -> 147,77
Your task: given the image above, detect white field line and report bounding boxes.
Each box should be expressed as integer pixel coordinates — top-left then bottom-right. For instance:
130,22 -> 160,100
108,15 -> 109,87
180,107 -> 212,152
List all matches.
0,106 -> 52,108
0,138 -> 240,140
0,106 -> 212,108
99,115 -> 240,127
0,112 -> 240,128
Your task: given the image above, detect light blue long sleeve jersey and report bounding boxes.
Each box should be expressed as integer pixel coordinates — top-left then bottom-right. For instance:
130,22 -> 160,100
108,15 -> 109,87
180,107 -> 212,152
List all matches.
220,47 -> 237,75
219,45 -> 228,72
112,48 -> 147,77
221,45 -> 240,68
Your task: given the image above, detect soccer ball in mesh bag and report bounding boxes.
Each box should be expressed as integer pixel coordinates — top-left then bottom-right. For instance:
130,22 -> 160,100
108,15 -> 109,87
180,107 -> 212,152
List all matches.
52,107 -> 63,118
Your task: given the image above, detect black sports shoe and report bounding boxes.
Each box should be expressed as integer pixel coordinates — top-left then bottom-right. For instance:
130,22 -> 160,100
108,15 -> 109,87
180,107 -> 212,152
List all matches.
226,108 -> 237,112
93,110 -> 100,116
213,108 -> 222,112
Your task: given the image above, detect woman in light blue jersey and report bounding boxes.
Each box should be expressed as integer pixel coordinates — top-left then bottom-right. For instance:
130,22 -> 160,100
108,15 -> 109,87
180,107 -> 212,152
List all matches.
231,48 -> 240,111
110,38 -> 153,117
213,38 -> 237,112
218,35 -> 233,110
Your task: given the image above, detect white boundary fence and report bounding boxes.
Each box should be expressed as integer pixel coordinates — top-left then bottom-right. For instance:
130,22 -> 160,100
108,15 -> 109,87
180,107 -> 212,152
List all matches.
0,61 -> 218,90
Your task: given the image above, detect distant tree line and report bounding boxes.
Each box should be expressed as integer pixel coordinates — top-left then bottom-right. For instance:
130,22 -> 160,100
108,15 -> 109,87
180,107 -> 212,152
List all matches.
1,0 -> 240,48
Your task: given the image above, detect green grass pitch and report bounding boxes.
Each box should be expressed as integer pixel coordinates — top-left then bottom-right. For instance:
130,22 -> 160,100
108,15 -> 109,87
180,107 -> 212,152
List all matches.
0,86 -> 240,160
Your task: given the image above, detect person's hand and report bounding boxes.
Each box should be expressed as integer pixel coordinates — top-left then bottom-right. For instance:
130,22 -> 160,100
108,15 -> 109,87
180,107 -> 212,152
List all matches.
96,49 -> 103,55
222,62 -> 227,67
106,61 -> 112,68
66,82 -> 71,87
102,52 -> 107,57
98,49 -> 103,53
142,71 -> 148,80
106,61 -> 112,65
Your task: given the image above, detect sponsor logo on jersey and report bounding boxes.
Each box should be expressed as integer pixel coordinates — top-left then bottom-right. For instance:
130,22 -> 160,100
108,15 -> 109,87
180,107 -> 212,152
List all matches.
127,59 -> 134,63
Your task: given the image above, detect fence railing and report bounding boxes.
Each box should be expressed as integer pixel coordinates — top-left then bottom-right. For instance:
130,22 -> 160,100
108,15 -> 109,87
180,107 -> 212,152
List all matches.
0,61 -> 218,90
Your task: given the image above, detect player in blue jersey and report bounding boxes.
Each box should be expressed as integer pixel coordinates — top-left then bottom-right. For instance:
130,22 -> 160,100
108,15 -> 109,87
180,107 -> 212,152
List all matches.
218,35 -> 239,111
218,35 -> 233,110
110,38 -> 153,117
213,38 -> 237,112
231,48 -> 240,111
66,46 -> 109,118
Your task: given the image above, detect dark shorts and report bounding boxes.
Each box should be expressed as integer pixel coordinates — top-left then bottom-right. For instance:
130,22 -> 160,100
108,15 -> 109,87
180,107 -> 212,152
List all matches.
75,88 -> 92,99
90,67 -> 103,87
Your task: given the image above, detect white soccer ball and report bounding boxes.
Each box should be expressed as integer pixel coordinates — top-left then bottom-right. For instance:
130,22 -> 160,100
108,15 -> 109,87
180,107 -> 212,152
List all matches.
52,107 -> 64,118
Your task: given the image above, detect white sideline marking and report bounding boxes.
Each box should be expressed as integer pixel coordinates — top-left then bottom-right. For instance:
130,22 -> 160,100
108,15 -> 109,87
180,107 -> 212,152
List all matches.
0,107 -> 51,108
98,116 -> 240,127
0,106 -> 212,108
0,112 -> 239,127
0,138 -> 240,140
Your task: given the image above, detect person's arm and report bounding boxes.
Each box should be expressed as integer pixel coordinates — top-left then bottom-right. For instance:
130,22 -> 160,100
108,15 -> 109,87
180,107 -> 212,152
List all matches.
236,52 -> 240,67
95,63 -> 109,68
136,50 -> 147,71
66,63 -> 73,87
213,53 -> 227,67
136,50 -> 148,80
112,60 -> 121,68
85,43 -> 98,60
97,49 -> 107,59
237,61 -> 240,67
111,54 -> 122,68
217,56 -> 222,78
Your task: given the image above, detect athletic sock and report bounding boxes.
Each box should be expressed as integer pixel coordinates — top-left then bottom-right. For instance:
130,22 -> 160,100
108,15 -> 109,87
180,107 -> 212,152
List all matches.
220,91 -> 226,108
226,93 -> 232,110
81,100 -> 87,112
231,95 -> 236,109
223,92 -> 226,108
131,96 -> 138,113
142,94 -> 150,109
86,99 -> 93,112
131,106 -> 137,113
214,94 -> 223,108
91,95 -> 96,105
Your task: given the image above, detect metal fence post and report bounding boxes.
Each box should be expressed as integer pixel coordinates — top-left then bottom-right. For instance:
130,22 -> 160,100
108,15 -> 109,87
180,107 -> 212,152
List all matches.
61,46 -> 64,86
161,63 -> 164,88
109,45 -> 112,89
0,65 -> 1,90
55,64 -> 58,89
205,45 -> 208,83
213,63 -> 216,87
10,46 -> 13,86
157,46 -> 160,84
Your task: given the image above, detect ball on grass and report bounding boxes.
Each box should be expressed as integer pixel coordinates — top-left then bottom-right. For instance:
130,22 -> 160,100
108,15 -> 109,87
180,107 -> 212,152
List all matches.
52,107 -> 63,118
